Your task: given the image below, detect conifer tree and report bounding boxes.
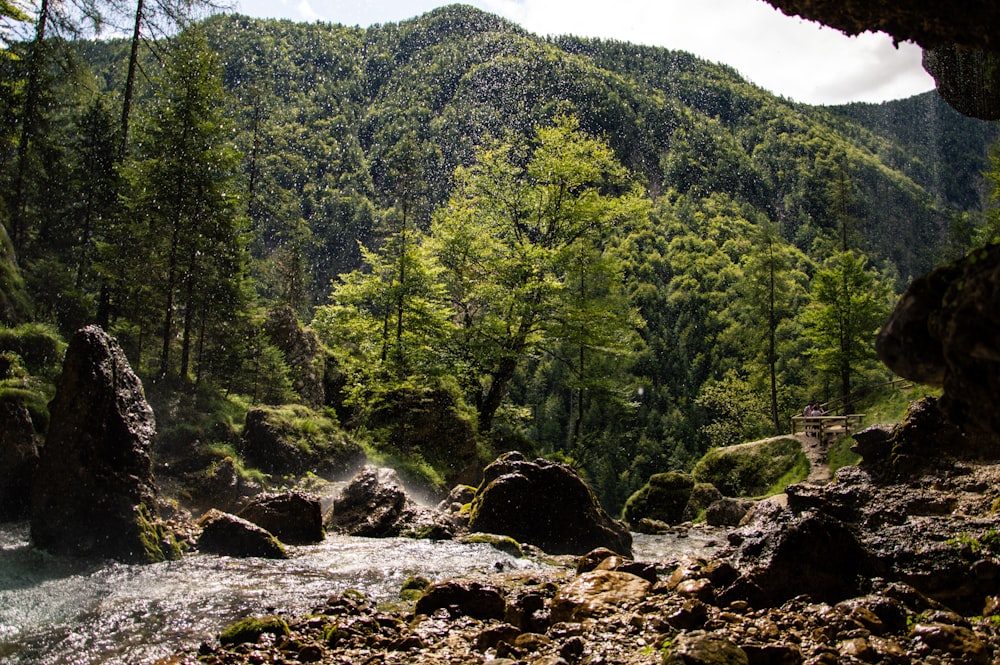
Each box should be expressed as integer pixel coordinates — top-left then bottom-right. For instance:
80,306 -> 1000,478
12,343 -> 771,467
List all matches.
121,26 -> 247,379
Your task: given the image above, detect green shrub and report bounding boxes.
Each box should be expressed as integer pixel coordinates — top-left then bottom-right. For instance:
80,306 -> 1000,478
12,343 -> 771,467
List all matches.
0,323 -> 66,378
828,435 -> 861,474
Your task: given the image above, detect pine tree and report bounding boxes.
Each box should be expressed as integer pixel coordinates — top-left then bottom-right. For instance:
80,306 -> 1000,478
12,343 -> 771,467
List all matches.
121,26 -> 248,379
804,250 -> 894,410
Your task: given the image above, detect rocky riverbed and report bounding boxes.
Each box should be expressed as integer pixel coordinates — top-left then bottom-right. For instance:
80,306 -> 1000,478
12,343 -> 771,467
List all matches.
163,402 -> 1000,665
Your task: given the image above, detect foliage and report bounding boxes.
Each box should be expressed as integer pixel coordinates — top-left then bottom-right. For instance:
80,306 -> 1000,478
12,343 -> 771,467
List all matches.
0,322 -> 65,378
429,114 -> 648,433
116,26 -> 250,380
803,250 -> 895,406
1,6 -> 996,510
691,437 -> 806,498
828,435 -> 861,474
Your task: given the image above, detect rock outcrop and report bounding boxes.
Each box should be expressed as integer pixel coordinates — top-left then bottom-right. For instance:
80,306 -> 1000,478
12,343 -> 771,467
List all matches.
325,466 -> 455,539
363,382 -> 482,487
876,243 -> 1000,443
30,326 -> 179,562
239,405 -> 365,476
467,452 -> 632,557
238,490 -> 323,545
263,305 -> 326,409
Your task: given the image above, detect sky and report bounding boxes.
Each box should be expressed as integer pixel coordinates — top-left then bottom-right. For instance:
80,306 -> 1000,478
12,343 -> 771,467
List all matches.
229,0 -> 935,106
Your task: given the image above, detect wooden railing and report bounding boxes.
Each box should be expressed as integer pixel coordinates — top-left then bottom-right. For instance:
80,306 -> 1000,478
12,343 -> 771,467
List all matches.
791,413 -> 865,442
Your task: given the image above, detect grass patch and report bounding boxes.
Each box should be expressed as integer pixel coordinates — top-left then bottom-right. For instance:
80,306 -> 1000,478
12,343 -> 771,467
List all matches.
765,451 -> 810,496
828,435 -> 862,474
692,437 -> 805,498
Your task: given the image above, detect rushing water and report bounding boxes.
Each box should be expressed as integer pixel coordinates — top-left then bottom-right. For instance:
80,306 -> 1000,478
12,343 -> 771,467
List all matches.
0,522 -> 722,665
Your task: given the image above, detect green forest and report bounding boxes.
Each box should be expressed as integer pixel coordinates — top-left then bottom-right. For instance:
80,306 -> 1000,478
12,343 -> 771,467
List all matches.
2,3 -> 999,511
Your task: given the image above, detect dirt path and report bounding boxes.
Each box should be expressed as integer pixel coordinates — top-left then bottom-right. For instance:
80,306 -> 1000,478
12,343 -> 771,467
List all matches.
797,431 -> 831,484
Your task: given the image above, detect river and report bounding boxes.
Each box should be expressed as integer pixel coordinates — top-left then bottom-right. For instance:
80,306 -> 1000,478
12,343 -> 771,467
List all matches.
0,522 -> 722,665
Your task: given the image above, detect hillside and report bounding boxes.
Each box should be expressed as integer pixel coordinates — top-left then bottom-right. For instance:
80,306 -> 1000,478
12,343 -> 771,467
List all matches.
2,3 -> 998,510
176,6 -> 994,287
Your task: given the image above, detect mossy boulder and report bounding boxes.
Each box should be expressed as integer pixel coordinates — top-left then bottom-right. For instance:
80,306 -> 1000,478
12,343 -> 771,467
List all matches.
239,404 -> 365,476
363,380 -> 482,487
692,438 -> 806,497
467,452 -> 632,557
622,472 -> 695,527
684,482 -> 724,522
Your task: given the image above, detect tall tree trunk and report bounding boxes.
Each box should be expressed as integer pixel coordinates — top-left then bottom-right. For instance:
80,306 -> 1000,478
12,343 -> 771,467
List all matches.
767,241 -> 780,434
120,0 -> 145,157
179,269 -> 195,380
159,217 -> 181,378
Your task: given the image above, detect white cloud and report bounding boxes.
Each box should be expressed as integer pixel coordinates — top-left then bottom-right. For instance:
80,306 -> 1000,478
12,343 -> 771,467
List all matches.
232,0 -> 935,105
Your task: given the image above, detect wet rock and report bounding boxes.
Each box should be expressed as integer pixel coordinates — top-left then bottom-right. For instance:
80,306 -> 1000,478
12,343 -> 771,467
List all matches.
723,509 -> 874,607
325,466 -> 454,539
662,631 -> 748,665
238,490 -> 323,544
550,570 -> 651,622
30,326 -> 177,562
910,622 -> 989,664
467,452 -> 632,557
414,579 -> 506,620
622,471 -> 694,527
0,398 -> 39,521
740,643 -> 802,665
704,497 -> 754,527
239,405 -> 365,477
876,243 -> 1000,444
197,508 -> 287,559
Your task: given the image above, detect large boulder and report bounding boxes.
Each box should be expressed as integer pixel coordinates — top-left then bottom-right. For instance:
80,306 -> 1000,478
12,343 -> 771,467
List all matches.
550,570 -> 652,623
325,466 -> 455,539
467,452 -> 632,557
622,471 -> 695,527
0,398 -> 40,521
30,326 -> 179,562
363,381 -> 482,487
239,404 -> 365,477
877,243 -> 1000,444
722,505 -> 876,607
197,509 -> 287,559
238,490 -> 323,544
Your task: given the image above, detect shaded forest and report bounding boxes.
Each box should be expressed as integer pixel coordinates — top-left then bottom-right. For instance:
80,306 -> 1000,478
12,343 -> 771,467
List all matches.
2,4 -> 998,510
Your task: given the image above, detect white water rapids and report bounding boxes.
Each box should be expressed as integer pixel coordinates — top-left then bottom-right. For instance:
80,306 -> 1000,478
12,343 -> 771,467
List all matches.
0,522 -> 722,664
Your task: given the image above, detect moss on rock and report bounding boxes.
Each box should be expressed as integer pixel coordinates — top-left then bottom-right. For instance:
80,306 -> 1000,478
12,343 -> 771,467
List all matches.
219,616 -> 290,646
